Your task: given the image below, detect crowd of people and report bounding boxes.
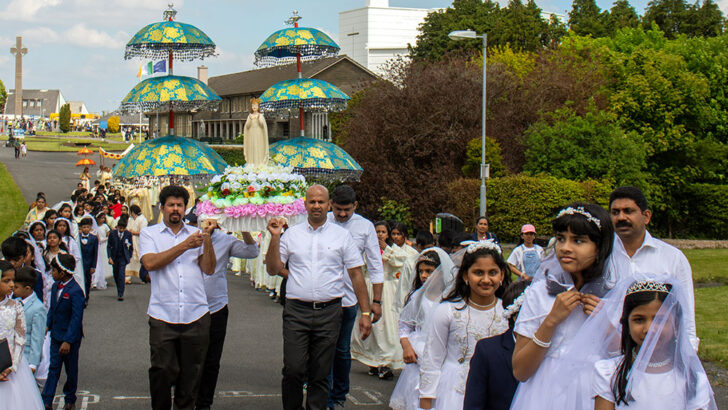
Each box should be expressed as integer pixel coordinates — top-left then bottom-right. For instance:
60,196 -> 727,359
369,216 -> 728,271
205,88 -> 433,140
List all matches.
0,169 -> 718,410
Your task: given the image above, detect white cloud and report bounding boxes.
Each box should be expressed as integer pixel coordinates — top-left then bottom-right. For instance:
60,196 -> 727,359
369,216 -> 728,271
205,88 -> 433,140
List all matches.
20,27 -> 60,44
718,0 -> 728,13
18,24 -> 127,49
1,0 -> 62,21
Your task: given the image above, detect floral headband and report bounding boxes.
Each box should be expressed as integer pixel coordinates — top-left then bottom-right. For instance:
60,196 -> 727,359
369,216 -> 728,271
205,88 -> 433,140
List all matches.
556,206 -> 601,230
416,254 -> 438,266
465,239 -> 501,255
53,254 -> 74,276
502,292 -> 526,320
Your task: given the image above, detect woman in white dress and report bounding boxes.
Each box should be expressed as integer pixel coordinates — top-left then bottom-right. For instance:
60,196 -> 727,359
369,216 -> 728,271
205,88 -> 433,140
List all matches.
390,247 -> 454,409
0,265 -> 45,409
590,278 -> 716,410
510,203 -> 614,409
93,212 -> 110,289
418,240 -> 511,410
124,205 -> 147,284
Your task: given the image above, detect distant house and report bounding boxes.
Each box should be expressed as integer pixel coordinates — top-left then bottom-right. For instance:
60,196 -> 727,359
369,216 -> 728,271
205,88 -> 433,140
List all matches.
2,89 -> 65,120
149,55 -> 379,141
67,101 -> 89,115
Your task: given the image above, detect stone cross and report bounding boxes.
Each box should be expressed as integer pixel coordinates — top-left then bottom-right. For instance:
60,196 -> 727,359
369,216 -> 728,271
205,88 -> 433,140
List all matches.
10,36 -> 27,119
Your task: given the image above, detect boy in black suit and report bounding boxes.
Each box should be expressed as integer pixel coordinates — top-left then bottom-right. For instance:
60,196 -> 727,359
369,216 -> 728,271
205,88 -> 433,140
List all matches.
78,217 -> 98,305
107,215 -> 132,301
42,253 -> 85,410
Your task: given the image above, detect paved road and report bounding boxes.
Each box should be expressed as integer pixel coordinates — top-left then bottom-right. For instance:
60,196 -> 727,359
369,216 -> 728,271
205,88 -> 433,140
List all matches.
1,147 -> 397,409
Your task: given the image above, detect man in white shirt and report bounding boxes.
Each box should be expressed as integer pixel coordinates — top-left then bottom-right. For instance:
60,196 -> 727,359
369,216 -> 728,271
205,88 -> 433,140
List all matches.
139,185 -> 216,410
608,186 -> 699,350
195,218 -> 258,410
266,185 -> 373,410
326,185 -> 384,409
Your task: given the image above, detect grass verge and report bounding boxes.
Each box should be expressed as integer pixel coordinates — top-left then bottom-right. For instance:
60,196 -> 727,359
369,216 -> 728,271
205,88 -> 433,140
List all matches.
695,286 -> 728,368
684,249 -> 728,284
0,163 -> 28,239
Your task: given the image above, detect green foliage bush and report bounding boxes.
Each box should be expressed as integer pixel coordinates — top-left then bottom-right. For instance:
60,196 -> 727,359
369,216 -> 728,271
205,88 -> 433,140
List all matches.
448,175 -> 612,242
59,103 -> 71,133
377,197 -> 413,229
211,146 -> 245,166
673,183 -> 728,239
462,137 -> 507,178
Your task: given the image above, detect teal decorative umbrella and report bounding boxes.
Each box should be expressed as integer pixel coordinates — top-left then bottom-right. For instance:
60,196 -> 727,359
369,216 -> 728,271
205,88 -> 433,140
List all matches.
125,6 -> 216,61
112,135 -> 227,179
259,78 -> 349,113
270,137 -> 362,181
120,75 -> 221,112
254,25 -> 339,67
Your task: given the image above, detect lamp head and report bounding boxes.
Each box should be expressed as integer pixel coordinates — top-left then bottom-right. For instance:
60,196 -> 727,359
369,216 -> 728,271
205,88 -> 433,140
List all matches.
448,30 -> 478,40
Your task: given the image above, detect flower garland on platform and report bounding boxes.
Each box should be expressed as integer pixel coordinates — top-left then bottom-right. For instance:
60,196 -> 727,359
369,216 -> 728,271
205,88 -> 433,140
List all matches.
197,164 -> 307,220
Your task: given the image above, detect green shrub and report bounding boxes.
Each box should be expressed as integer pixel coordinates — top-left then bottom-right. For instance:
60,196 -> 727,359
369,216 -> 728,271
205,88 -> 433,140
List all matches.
448,174 -> 612,242
461,137 -> 507,178
675,183 -> 728,239
377,197 -> 413,229
211,146 -> 245,166
59,103 -> 71,133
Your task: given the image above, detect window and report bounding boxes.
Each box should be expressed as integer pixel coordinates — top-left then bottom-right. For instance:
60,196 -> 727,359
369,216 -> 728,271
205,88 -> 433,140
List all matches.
22,100 -> 28,107
282,122 -> 290,138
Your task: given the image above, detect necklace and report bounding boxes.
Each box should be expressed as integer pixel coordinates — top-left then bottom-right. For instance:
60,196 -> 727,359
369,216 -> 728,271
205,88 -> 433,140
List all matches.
459,303 -> 498,364
647,358 -> 673,368
469,297 -> 497,310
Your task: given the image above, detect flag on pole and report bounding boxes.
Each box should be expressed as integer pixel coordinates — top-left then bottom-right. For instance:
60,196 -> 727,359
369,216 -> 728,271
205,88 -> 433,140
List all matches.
153,60 -> 167,74
136,63 -> 142,79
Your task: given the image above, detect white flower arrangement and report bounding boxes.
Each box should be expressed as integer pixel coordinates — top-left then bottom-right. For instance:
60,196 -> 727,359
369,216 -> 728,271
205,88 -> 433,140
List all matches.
502,293 -> 525,320
465,239 -> 502,255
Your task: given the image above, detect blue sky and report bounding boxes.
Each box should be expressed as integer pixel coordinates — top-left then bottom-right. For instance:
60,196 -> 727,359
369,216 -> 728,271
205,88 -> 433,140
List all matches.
0,0 -> 672,114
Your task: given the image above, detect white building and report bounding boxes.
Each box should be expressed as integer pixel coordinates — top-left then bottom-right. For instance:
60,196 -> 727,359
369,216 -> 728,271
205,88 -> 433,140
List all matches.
339,0 -> 439,76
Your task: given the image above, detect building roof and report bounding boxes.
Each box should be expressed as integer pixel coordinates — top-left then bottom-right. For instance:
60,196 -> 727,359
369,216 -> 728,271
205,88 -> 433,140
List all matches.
4,89 -> 64,116
93,110 -> 148,126
67,101 -> 89,114
207,55 -> 378,97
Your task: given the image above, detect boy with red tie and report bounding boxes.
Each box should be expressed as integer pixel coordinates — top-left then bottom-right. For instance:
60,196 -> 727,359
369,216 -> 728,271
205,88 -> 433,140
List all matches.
41,254 -> 84,410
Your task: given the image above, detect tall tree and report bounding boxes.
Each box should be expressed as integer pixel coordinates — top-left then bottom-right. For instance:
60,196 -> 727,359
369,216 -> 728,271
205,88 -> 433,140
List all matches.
0,79 -> 6,114
568,0 -> 610,37
606,0 -> 640,34
493,0 -> 552,50
642,0 -> 690,37
687,0 -> 724,36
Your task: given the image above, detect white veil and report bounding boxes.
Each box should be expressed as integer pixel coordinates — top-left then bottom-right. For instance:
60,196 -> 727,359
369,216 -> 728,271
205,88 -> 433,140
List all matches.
547,273 -> 716,409
398,247 -> 455,354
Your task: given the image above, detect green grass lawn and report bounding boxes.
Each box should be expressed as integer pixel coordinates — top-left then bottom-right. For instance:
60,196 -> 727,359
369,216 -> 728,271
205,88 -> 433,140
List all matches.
0,163 -> 28,240
0,135 -> 130,152
684,249 -> 728,284
35,131 -> 122,138
695,286 -> 728,368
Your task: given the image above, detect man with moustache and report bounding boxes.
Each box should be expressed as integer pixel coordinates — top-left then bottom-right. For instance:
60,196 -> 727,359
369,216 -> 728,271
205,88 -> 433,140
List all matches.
266,184 -> 373,410
139,185 -> 217,410
608,186 -> 699,350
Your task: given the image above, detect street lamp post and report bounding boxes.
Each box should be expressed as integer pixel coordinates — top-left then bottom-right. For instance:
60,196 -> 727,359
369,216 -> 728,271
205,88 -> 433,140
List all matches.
448,30 -> 489,217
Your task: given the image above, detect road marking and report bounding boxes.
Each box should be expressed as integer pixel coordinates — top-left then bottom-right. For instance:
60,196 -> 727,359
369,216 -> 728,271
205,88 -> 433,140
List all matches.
53,391 -> 99,410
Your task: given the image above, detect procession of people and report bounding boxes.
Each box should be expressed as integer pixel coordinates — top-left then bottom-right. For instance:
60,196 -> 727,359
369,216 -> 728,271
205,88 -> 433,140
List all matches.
0,158 -> 719,410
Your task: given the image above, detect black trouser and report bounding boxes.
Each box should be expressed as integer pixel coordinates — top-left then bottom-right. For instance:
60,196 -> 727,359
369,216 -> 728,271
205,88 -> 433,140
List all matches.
112,259 -> 126,297
149,314 -> 210,410
83,265 -> 92,303
195,305 -> 229,408
282,299 -> 342,410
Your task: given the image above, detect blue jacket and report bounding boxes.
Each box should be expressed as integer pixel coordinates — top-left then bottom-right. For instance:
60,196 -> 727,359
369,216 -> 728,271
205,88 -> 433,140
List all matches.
107,229 -> 133,264
47,278 -> 84,344
463,328 -> 519,410
470,231 -> 500,245
21,292 -> 47,368
79,233 -> 98,271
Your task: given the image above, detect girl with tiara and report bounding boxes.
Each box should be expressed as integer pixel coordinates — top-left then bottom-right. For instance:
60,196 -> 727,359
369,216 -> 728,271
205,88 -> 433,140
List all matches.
591,278 -> 716,409
390,248 -> 454,409
29,221 -> 47,251
418,240 -> 511,410
0,261 -> 45,409
510,202 -> 614,409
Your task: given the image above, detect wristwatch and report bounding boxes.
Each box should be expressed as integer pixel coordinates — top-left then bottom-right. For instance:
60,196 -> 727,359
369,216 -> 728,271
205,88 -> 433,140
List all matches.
372,299 -> 382,305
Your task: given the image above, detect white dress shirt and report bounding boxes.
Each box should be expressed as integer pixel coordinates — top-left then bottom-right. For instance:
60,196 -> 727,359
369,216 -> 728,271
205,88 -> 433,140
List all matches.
139,223 -> 208,324
279,219 -> 363,303
327,212 -> 385,307
608,231 -> 699,350
204,230 -> 258,313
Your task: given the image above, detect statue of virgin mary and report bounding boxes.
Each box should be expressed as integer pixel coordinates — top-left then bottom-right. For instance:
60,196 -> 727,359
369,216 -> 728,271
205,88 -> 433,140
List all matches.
243,98 -> 269,166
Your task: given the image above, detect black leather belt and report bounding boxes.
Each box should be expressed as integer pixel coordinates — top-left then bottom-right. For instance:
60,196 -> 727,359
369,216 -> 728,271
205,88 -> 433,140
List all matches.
289,298 -> 342,310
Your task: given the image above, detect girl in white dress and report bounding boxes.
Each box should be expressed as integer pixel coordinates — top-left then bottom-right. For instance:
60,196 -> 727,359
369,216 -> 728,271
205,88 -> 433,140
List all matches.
0,262 -> 45,410
385,222 -> 420,313
390,248 -> 453,410
418,240 -> 511,410
52,218 -> 84,294
511,202 -> 614,409
592,279 -> 716,410
93,212 -> 110,289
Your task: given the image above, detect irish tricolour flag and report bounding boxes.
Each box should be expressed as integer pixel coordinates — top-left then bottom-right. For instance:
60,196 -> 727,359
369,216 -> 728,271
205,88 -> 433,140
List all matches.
136,60 -> 167,79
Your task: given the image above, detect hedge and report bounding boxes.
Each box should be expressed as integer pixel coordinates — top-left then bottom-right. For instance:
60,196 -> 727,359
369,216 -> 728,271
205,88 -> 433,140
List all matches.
675,183 -> 728,239
212,146 -> 245,167
448,174 -> 612,242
